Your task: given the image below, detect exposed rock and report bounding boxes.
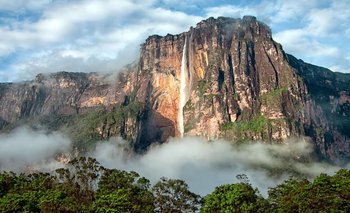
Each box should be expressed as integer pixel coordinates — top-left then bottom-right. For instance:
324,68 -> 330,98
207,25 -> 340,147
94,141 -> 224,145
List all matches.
134,16 -> 306,145
0,72 -> 114,122
132,16 -> 349,163
287,54 -> 350,163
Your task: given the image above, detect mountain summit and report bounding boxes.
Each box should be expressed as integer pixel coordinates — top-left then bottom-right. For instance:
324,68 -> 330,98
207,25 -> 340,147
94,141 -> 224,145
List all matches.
0,16 -> 349,163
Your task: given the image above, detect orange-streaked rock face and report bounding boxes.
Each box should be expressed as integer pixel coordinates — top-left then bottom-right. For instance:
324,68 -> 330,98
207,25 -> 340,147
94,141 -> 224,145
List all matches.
133,16 -> 350,163
139,35 -> 184,137
136,16 -> 307,142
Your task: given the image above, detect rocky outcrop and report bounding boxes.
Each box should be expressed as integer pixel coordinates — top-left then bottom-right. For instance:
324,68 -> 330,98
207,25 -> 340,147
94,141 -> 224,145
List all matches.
0,16 -> 349,163
0,72 -> 114,123
132,16 -> 349,163
287,54 -> 350,163
134,16 -> 307,147
0,67 -> 143,148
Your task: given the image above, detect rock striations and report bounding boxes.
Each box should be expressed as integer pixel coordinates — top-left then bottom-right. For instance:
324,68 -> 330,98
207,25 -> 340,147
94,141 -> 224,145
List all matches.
0,16 -> 349,163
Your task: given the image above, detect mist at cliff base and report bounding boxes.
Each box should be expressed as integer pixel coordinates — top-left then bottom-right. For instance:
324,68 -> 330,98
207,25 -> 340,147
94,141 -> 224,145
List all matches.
92,136 -> 342,196
0,127 -> 70,172
0,128 -> 345,196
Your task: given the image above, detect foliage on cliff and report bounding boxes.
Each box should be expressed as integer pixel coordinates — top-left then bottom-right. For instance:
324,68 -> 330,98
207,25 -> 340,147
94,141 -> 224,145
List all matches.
1,97 -> 145,152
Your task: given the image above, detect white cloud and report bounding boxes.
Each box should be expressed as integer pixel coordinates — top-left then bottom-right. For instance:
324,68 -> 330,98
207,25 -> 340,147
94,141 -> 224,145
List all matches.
274,29 -> 340,57
0,127 -> 71,172
0,0 -> 203,81
93,136 -> 341,196
306,2 -> 350,36
1,0 -> 350,81
272,0 -> 320,23
158,0 -> 212,10
307,9 -> 337,35
60,49 -> 89,59
0,0 -> 145,56
205,5 -> 259,19
270,0 -> 350,72
8,49 -> 137,81
203,0 -> 315,25
0,0 -> 51,11
274,29 -> 307,44
346,28 -> 350,38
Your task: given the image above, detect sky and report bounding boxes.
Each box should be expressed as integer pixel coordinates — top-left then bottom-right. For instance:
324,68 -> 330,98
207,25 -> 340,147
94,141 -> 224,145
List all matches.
0,0 -> 349,82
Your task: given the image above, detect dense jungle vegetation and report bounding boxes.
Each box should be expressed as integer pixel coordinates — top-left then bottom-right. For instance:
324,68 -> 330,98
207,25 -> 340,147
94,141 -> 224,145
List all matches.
0,157 -> 349,212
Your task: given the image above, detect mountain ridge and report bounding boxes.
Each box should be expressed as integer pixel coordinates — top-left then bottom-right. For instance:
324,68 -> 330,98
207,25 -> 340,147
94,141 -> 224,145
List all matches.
0,16 -> 349,164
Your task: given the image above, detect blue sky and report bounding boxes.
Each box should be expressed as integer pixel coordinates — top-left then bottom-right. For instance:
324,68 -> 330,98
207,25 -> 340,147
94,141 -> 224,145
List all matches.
0,0 -> 349,82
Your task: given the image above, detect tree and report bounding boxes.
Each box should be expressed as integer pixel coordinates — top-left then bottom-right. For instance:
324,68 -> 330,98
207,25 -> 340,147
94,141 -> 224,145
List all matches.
268,169 -> 350,212
55,156 -> 103,207
38,188 -> 82,212
0,172 -> 58,212
0,191 -> 41,212
202,182 -> 269,213
94,169 -> 154,213
91,189 -> 132,213
152,177 -> 201,213
268,177 -> 309,212
67,157 -> 102,193
0,171 -> 17,198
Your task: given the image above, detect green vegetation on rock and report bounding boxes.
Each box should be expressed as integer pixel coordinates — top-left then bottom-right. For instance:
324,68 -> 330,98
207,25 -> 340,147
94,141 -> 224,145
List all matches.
3,98 -> 145,151
221,115 -> 269,133
197,80 -> 210,97
260,87 -> 288,105
65,100 -> 144,150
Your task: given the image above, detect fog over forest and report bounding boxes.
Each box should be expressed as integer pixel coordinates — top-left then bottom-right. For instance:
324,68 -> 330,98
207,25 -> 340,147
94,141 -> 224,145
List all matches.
0,127 -> 345,196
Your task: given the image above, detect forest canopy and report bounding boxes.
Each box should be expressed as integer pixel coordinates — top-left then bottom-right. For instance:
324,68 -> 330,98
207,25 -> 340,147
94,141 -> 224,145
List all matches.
0,157 -> 349,212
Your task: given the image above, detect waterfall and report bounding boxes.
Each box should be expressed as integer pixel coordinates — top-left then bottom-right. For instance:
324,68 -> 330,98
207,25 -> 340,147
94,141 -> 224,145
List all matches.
178,37 -> 187,137
188,33 -> 194,100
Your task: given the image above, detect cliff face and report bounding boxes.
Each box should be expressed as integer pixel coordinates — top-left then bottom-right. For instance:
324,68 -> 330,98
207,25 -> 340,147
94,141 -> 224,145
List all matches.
287,55 -> 350,163
0,67 -> 143,149
0,16 -> 349,163
0,72 -> 113,122
132,16 -> 349,163
134,16 -> 307,149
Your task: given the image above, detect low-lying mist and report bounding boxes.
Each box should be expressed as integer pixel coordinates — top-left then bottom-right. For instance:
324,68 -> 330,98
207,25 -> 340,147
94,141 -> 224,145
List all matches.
93,137 -> 341,196
0,127 -> 71,172
0,128 -> 345,196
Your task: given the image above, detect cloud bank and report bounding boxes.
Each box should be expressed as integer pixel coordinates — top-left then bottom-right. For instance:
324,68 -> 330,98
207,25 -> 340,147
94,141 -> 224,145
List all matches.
92,136 -> 341,196
0,126 -> 344,196
0,0 -> 202,81
0,127 -> 71,172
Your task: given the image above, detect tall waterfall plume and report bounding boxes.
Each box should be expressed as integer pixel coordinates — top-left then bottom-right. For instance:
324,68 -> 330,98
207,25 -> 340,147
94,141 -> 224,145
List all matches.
178,37 -> 188,137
